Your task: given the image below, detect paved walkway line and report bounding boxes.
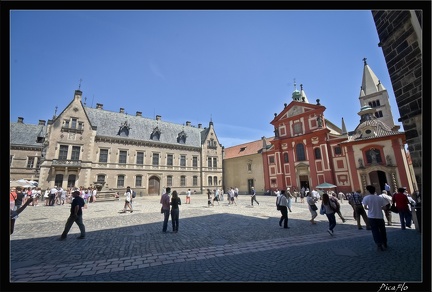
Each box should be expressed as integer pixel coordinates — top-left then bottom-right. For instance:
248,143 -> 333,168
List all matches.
12,228 -> 396,282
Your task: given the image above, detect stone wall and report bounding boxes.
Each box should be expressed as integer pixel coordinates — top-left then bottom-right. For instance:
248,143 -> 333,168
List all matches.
372,10 -> 423,192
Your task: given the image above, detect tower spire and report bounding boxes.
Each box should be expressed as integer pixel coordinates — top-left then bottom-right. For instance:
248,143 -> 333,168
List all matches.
341,117 -> 347,134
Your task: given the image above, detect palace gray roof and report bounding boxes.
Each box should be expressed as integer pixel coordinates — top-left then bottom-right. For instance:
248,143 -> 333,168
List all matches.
85,107 -> 208,147
10,122 -> 46,148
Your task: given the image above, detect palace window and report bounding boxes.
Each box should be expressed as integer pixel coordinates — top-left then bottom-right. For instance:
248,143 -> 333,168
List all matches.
193,176 -> 198,186
269,156 -> 275,164
71,146 -> 80,161
284,153 -> 289,163
119,150 -> 127,164
26,157 -> 35,169
314,148 -> 321,159
135,176 -> 142,187
177,131 -> 187,144
151,127 -> 161,141
180,155 -> 186,168
192,156 -> 198,169
99,149 -> 108,163
152,153 -> 159,166
375,110 -> 383,118
208,176 -> 213,186
334,146 -> 342,155
68,174 -> 77,188
117,175 -> 125,188
117,121 -> 131,137
97,175 -> 105,184
55,174 -> 63,188
180,176 -> 186,186
208,138 -> 217,149
167,175 -> 173,187
136,152 -> 144,165
296,144 -> 306,161
59,145 -> 68,160
71,118 -> 77,129
368,99 -> 381,108
167,154 -> 173,166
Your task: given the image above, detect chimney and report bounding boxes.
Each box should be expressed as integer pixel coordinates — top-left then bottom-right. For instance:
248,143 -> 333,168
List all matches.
120,108 -> 125,113
186,121 -> 191,126
136,111 -> 142,117
38,120 -> 46,126
198,123 -> 202,128
74,90 -> 82,100
17,117 -> 24,123
156,115 -> 161,121
96,103 -> 103,109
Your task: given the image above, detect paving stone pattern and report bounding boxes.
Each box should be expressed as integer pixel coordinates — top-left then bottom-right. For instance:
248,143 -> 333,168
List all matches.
8,194 -> 425,290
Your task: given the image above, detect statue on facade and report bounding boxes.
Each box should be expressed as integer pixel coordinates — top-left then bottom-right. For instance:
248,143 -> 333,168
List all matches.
317,115 -> 323,127
358,158 -> 364,168
370,149 -> 378,163
386,155 -> 392,166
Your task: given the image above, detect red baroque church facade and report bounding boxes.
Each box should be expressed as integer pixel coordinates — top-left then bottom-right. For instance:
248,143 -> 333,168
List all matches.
261,59 -> 415,194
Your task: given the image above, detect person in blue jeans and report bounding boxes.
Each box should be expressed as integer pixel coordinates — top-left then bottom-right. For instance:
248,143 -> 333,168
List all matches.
392,187 -> 413,230
362,185 -> 388,251
170,190 -> 181,233
321,192 -> 336,236
160,187 -> 171,233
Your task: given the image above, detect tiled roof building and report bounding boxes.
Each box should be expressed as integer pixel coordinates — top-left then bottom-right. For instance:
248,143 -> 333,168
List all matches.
224,60 -> 415,195
10,89 -> 223,196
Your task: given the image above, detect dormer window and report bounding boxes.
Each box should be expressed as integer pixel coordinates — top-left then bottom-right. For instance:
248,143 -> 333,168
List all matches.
117,120 -> 131,137
62,117 -> 84,134
208,138 -> 217,149
151,127 -> 161,141
363,127 -> 375,138
177,131 -> 187,144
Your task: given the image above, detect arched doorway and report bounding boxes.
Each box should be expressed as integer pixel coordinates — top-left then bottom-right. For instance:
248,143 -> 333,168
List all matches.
148,176 -> 161,195
368,170 -> 387,192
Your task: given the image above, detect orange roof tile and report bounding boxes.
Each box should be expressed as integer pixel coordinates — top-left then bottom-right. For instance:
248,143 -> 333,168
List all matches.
224,137 -> 274,159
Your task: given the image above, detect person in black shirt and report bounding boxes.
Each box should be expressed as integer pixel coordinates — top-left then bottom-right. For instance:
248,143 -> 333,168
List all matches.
59,190 -> 86,240
170,190 -> 181,233
14,186 -> 25,210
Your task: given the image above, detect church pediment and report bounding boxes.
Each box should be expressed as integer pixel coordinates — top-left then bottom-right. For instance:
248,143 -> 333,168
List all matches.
275,102 -> 322,122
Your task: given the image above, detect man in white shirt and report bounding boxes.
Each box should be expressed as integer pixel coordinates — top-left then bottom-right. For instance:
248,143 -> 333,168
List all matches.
186,189 -> 191,204
49,186 -> 58,206
379,190 -> 393,226
362,185 -> 388,251
311,189 -> 320,201
92,187 -> 97,203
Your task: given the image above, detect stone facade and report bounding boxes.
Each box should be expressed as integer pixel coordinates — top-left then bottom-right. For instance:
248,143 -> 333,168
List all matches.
223,137 -> 274,195
10,89 -> 223,196
372,10 -> 423,192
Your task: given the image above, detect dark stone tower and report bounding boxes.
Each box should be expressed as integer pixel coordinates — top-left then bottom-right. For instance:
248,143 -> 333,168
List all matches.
371,10 -> 423,192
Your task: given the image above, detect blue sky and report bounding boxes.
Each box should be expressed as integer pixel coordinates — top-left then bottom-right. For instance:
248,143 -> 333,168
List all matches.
10,10 -> 401,148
